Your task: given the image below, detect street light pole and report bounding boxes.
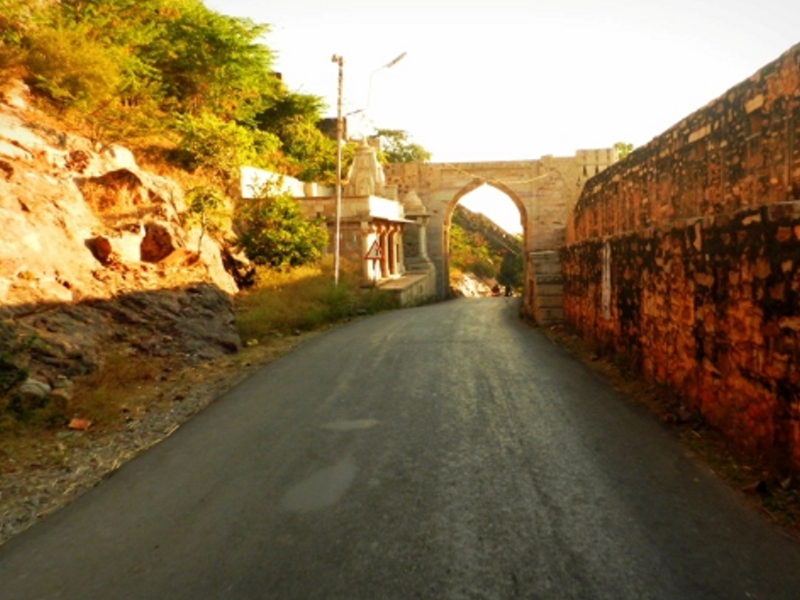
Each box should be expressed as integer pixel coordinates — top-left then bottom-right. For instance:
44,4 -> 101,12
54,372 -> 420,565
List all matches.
331,54 -> 343,286
330,51 -> 404,286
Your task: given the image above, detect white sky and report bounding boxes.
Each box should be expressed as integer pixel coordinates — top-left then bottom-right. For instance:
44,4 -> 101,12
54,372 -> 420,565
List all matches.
204,0 -> 800,234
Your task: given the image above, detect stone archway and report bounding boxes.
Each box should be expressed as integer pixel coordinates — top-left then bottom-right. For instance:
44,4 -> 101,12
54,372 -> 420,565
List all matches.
384,151 -> 617,323
442,179 -> 527,297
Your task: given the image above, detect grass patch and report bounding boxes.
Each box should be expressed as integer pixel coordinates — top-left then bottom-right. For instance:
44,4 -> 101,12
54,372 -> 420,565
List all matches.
0,258 -> 403,508
67,350 -> 176,431
235,257 -> 398,342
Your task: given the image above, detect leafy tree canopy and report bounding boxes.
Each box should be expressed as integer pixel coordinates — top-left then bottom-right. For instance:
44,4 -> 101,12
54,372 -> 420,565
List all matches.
0,0 -> 424,271
0,1 -> 426,184
373,129 -> 432,163
254,85 -> 339,183
173,111 -> 282,185
449,222 -> 496,280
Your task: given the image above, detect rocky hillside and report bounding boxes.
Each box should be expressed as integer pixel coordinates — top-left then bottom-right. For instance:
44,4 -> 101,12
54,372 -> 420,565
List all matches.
0,81 -> 241,411
452,204 -> 522,259
449,204 -> 523,297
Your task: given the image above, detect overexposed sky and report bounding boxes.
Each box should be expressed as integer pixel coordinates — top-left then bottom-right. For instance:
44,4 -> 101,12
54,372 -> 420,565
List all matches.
204,0 -> 800,233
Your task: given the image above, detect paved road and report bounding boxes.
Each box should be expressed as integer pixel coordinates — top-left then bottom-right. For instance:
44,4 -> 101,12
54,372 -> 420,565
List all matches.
3,298 -> 800,599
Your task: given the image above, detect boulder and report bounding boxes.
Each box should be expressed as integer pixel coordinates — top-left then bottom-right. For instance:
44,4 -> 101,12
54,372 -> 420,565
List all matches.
18,378 -> 51,399
0,88 -> 242,395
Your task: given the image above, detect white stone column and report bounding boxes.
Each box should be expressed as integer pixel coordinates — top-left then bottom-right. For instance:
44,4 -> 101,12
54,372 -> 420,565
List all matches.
389,226 -> 399,275
362,229 -> 373,281
397,225 -> 405,274
379,225 -> 389,279
418,220 -> 429,260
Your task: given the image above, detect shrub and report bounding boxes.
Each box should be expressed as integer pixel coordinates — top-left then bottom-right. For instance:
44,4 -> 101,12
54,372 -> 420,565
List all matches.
235,259 -> 397,341
172,111 -> 281,185
449,222 -> 498,281
22,25 -> 123,111
0,0 -> 57,46
236,186 -> 328,269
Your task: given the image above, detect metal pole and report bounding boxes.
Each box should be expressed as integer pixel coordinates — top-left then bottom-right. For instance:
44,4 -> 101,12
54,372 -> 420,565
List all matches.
332,54 -> 343,286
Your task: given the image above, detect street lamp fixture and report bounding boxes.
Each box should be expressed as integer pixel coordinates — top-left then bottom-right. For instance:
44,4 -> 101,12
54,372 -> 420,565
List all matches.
363,52 -> 407,129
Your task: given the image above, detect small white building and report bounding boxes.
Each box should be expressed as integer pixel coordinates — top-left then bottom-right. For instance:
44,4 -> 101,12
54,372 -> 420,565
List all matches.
239,142 -> 436,302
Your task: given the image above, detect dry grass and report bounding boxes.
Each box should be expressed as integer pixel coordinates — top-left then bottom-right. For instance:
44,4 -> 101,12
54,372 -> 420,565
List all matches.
0,347 -> 175,474
235,257 -> 397,342
68,349 -> 179,430
0,330 -> 316,478
0,257 -> 399,483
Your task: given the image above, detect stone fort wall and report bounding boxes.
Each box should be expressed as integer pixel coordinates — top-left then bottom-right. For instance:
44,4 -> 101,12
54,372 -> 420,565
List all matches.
561,43 -> 800,473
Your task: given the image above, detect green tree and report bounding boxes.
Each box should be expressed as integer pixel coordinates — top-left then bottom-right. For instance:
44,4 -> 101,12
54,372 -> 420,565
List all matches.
0,0 -> 397,193
0,0 -> 57,48
449,222 -> 496,279
173,111 -> 281,186
614,141 -> 634,159
255,90 -> 326,133
280,119 -> 339,182
184,185 -> 228,256
373,129 -> 432,163
21,23 -> 124,112
255,88 -> 342,183
498,250 -> 523,288
237,186 -> 328,269
140,0 -> 278,122
6,0 -> 281,123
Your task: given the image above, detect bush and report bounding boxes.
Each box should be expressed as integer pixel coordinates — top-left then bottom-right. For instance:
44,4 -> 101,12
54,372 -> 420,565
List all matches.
0,0 -> 57,46
173,112 -> 282,185
449,222 -> 499,281
321,283 -> 358,321
183,184 -> 228,254
236,187 -> 328,269
22,25 -> 123,111
235,260 -> 397,341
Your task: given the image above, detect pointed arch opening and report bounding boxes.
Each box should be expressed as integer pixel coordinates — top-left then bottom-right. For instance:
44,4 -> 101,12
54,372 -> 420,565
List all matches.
444,179 -> 527,298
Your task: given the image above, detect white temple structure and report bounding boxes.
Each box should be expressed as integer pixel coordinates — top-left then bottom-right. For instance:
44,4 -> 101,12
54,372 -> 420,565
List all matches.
239,142 -> 435,303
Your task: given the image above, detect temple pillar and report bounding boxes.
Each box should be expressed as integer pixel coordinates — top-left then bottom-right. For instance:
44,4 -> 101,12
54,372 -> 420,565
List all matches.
388,226 -> 399,275
418,220 -> 429,261
362,227 -> 375,281
395,225 -> 405,274
379,225 -> 389,278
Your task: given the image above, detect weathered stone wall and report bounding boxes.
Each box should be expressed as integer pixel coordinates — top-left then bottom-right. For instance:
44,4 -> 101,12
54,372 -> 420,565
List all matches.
569,44 -> 800,244
562,42 -> 800,473
384,152 -> 616,321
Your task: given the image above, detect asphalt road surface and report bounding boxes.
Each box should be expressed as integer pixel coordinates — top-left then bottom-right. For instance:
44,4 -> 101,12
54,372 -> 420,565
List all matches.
3,298 -> 800,599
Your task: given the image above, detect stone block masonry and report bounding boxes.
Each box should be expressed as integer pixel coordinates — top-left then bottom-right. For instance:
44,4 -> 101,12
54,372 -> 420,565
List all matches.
563,204 -> 800,471
530,251 -> 564,323
569,43 -> 800,244
562,42 -> 800,474
384,152 -> 616,319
